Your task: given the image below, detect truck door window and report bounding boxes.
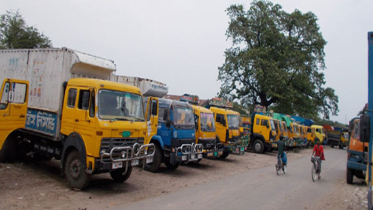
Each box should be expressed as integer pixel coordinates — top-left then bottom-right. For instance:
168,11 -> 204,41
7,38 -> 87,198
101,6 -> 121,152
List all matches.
307,128 -> 311,133
67,88 -> 77,108
0,82 -> 10,110
316,128 -> 321,133
78,90 -> 90,110
261,119 -> 268,127
256,118 -> 260,125
216,114 -> 224,124
12,83 -> 27,104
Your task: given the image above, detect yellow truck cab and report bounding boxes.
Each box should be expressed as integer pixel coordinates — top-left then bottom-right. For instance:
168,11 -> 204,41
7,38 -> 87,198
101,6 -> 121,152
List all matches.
0,48 -> 158,190
249,114 -> 276,153
209,105 -> 246,158
191,104 -> 224,158
309,125 -> 325,145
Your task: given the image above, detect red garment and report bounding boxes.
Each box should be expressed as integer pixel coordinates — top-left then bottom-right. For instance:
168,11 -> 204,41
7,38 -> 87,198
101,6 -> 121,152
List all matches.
313,145 -> 325,160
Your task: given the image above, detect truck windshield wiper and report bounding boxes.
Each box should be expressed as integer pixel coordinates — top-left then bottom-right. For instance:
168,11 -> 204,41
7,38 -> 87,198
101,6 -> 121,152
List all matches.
131,117 -> 144,122
111,117 -> 130,122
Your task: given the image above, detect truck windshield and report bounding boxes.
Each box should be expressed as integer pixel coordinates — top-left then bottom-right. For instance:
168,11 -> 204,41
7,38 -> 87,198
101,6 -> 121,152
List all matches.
283,123 -> 287,132
278,121 -> 283,131
294,125 -> 299,134
270,120 -> 276,131
173,107 -> 194,128
98,90 -> 144,121
200,112 -> 215,132
227,114 -> 239,129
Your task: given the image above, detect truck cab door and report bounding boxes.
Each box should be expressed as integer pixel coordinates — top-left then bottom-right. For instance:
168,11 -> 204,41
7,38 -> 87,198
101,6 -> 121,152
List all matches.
0,79 -> 28,148
145,97 -> 159,141
215,113 -> 227,143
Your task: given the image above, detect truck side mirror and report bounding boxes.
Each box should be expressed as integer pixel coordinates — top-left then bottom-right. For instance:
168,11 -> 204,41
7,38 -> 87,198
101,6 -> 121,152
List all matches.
8,89 -> 14,103
166,119 -> 171,127
360,114 -> 370,142
151,99 -> 158,116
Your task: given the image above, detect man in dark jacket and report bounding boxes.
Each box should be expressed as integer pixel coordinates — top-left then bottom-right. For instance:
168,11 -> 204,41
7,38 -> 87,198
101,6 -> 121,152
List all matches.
277,135 -> 286,164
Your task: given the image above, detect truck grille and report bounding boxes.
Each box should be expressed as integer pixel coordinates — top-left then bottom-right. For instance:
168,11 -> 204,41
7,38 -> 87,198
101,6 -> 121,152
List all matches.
100,138 -> 144,161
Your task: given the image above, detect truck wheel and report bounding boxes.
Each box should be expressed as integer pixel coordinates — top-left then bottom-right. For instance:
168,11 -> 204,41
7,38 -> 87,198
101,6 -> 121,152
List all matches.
64,151 -> 91,190
0,136 -> 17,162
164,158 -> 180,170
144,144 -> 162,172
110,166 -> 132,182
219,151 -> 229,159
346,168 -> 353,184
253,139 -> 264,154
339,143 -> 343,149
330,144 -> 334,148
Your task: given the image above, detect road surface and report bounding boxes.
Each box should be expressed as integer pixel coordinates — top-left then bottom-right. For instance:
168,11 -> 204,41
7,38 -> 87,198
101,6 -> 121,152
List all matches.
117,148 -> 347,210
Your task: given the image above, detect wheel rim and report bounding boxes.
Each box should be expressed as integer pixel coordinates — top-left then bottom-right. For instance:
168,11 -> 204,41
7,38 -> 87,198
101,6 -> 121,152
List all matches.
254,143 -> 261,152
70,159 -> 81,179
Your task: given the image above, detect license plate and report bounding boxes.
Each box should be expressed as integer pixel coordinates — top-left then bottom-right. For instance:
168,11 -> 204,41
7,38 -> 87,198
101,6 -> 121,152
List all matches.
191,154 -> 197,160
146,157 -> 153,163
182,156 -> 187,161
112,162 -> 123,169
240,147 -> 244,152
131,160 -> 139,166
213,152 -> 218,156
207,152 -> 213,157
198,154 -> 202,159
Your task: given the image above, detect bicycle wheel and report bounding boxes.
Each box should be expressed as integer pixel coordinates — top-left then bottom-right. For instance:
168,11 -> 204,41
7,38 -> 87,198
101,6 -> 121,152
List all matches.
311,163 -> 317,182
276,164 -> 280,175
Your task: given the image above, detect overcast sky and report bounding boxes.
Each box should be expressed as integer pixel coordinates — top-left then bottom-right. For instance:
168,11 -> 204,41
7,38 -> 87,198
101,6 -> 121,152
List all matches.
2,0 -> 372,124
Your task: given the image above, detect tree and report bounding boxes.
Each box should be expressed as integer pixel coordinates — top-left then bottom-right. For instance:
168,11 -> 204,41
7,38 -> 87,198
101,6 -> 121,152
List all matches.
218,0 -> 338,119
0,10 -> 52,49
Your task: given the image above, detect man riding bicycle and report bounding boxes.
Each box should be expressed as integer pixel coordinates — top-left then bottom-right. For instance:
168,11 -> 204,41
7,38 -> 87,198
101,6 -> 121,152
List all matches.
312,141 -> 325,179
277,135 -> 286,164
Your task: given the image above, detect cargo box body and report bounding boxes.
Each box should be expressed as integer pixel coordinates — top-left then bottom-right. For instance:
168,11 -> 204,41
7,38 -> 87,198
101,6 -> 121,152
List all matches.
0,48 -> 116,139
115,75 -> 168,98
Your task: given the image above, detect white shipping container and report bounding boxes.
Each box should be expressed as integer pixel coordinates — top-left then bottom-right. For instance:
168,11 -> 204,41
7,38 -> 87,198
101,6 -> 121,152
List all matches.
115,75 -> 168,98
0,47 -> 116,138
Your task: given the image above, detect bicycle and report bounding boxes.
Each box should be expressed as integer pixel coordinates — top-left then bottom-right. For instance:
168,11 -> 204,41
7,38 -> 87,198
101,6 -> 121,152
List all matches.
311,156 -> 321,182
275,154 -> 287,175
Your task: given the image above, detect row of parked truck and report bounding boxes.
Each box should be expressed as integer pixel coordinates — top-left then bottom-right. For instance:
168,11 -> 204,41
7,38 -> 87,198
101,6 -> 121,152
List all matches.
0,48 -> 252,190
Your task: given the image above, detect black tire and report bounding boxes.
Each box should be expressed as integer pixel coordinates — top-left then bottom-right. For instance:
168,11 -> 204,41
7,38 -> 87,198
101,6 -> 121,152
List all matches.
330,144 -> 334,148
64,150 -> 91,190
219,151 -> 229,159
144,144 -> 162,172
164,158 -> 180,170
312,164 -> 317,182
0,136 -> 17,163
110,166 -> 132,182
276,165 -> 280,176
339,144 -> 343,149
346,168 -> 353,184
253,139 -> 264,154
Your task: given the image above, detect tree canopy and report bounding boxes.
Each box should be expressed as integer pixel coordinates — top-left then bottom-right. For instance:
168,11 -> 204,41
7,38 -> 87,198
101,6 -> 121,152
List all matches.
0,10 -> 52,49
218,0 -> 338,119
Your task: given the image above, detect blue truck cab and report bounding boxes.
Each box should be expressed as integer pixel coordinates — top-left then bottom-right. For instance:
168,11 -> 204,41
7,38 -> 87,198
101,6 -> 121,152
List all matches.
144,98 -> 203,172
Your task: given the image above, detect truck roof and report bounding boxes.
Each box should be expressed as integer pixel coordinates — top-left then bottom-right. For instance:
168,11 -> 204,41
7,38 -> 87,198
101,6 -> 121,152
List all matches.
68,78 -> 142,95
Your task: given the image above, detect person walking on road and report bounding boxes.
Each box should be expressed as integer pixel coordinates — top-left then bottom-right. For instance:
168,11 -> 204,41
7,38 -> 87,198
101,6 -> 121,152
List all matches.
312,141 -> 325,179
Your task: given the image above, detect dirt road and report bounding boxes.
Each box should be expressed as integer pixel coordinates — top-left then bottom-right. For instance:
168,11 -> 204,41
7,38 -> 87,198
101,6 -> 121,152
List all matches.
0,147 -> 368,209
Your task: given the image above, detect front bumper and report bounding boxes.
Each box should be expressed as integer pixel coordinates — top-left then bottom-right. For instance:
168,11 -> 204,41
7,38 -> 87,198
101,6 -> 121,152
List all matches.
225,138 -> 249,154
97,143 -> 155,171
170,143 -> 204,164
